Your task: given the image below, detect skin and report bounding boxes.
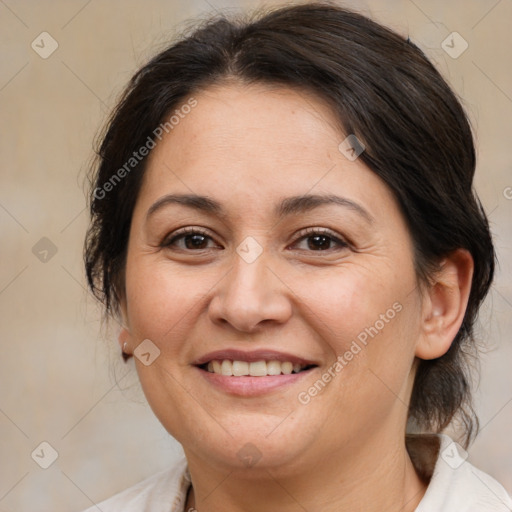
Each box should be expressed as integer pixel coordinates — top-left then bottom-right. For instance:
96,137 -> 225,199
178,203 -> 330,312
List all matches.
118,82 -> 474,512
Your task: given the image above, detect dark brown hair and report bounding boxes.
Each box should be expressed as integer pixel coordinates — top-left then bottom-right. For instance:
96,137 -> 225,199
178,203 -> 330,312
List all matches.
84,2 -> 495,448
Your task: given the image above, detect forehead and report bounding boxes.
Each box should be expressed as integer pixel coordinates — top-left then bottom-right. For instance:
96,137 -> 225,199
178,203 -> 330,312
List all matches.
160,83 -> 342,166
137,82 -> 396,220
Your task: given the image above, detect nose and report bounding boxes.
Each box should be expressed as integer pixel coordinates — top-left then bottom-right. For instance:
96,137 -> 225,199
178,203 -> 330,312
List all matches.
208,249 -> 293,333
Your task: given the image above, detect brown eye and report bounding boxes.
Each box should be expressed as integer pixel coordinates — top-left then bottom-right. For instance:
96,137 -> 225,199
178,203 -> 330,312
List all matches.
161,228 -> 219,251
292,228 -> 348,252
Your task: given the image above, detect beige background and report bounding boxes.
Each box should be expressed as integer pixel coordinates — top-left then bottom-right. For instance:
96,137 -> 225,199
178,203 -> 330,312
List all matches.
0,0 -> 511,510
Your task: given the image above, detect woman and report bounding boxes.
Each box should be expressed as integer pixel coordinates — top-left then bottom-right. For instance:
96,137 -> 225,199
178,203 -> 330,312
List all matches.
82,3 -> 512,511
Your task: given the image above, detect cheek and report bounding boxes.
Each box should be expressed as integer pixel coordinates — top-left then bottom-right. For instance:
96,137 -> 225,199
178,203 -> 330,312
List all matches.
290,262 -> 410,347
124,255 -> 208,343
134,361 -> 215,449
292,261 -> 420,396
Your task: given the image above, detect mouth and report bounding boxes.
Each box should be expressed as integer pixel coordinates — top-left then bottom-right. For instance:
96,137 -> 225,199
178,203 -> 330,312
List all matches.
192,349 -> 319,396
198,359 -> 317,376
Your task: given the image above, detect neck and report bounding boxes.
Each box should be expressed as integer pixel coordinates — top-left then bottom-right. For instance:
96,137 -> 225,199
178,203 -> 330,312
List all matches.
184,428 -> 428,512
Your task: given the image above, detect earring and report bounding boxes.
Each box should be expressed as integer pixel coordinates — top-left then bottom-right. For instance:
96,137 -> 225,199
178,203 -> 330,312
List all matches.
121,341 -> 132,362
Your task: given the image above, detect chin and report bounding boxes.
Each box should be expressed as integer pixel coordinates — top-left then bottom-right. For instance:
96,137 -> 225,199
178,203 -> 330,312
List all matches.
180,412 -> 318,473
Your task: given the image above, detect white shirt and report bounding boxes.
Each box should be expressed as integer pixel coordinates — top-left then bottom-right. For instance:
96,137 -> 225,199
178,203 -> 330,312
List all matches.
81,434 -> 512,511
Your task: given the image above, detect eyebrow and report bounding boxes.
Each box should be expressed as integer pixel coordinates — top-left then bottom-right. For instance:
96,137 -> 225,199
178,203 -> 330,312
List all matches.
146,193 -> 374,224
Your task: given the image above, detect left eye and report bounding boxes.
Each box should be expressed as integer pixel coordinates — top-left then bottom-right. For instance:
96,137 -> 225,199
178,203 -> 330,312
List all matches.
291,229 -> 348,251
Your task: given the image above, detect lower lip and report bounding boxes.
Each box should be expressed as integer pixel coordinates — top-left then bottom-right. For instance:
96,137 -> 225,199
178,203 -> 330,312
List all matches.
195,366 -> 316,397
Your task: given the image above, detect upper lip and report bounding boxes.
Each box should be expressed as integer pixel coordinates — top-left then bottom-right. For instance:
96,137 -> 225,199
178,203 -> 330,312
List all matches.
192,349 -> 319,366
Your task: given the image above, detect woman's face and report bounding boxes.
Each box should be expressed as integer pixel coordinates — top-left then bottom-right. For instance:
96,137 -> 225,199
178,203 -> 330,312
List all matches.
121,83 -> 426,474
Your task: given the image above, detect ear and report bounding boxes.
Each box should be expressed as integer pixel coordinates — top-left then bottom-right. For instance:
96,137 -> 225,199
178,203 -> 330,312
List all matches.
415,249 -> 474,360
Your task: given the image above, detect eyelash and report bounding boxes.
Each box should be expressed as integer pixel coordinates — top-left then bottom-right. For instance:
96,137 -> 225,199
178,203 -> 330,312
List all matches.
161,226 -> 349,253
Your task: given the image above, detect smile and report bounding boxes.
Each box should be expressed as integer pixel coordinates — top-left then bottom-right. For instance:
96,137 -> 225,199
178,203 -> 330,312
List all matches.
200,359 -> 315,376
193,349 -> 319,395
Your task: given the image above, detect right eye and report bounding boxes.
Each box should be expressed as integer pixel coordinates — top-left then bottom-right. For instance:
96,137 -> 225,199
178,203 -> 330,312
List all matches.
161,227 -> 221,251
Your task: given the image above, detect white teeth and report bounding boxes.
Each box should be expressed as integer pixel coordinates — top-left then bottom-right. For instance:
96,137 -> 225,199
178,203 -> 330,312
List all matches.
221,360 -> 233,376
232,360 -> 249,376
205,359 -> 308,376
281,362 -> 293,375
249,361 -> 267,376
266,360 -> 282,375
